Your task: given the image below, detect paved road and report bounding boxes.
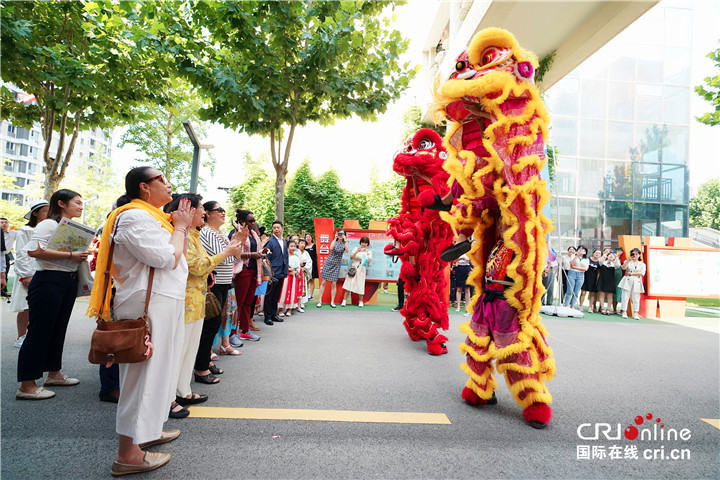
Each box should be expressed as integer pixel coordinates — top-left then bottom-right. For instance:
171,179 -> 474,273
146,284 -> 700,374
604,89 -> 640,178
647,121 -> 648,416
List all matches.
2,298 -> 718,479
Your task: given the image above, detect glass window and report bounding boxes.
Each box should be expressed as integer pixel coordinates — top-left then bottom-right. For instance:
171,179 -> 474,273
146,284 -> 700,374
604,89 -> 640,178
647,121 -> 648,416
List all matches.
28,163 -> 36,174
632,124 -> 666,163
633,203 -> 659,236
577,199 -> 604,231
577,158 -> 605,198
606,122 -> 635,160
556,170 -> 576,196
636,47 -> 664,84
660,164 -> 687,204
549,78 -> 579,116
607,56 -> 635,82
556,155 -> 577,171
663,47 -> 691,85
664,8 -> 691,48
605,200 -> 632,239
663,86 -> 690,125
550,117 -> 577,156
579,119 -> 606,158
17,160 -> 27,173
605,161 -> 633,200
607,82 -> 634,121
660,204 -> 687,238
635,84 -> 663,123
3,160 -> 12,172
15,177 -> 26,188
580,79 -> 606,118
663,125 -> 688,164
634,162 -> 661,202
557,198 -> 576,238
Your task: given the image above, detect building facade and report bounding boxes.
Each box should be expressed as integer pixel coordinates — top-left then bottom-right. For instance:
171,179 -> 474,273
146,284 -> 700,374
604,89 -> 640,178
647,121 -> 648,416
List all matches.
1,86 -> 113,205
418,0 -> 714,250
546,1 -> 694,249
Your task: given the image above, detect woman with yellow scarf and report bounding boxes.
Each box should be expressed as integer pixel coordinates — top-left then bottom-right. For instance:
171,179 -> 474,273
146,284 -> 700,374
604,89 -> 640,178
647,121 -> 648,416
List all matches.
87,166 -> 193,477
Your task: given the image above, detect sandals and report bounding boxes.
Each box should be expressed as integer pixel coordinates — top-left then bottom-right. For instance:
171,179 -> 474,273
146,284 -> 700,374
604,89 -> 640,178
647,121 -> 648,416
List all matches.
219,345 -> 241,356
169,401 -> 190,419
194,372 -> 220,384
208,364 -> 223,375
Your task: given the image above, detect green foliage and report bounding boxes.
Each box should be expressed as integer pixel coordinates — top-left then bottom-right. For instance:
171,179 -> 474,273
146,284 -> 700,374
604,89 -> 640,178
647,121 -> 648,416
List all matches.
57,152 -> 124,229
228,153 -> 276,229
689,178 -> 720,229
399,104 -> 445,142
229,154 -> 402,234
0,1 -> 194,196
536,50 -> 556,85
181,1 -> 417,221
118,83 -> 215,191
695,41 -> 720,126
0,199 -> 28,229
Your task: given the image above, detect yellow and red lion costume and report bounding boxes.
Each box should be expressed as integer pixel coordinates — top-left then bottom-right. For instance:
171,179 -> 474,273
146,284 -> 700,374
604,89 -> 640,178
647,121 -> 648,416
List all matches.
432,28 -> 556,428
386,129 -> 454,355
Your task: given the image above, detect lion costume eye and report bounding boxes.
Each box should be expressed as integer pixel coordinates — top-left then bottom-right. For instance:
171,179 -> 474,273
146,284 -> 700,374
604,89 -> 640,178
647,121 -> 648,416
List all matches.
418,138 -> 434,150
478,46 -> 512,69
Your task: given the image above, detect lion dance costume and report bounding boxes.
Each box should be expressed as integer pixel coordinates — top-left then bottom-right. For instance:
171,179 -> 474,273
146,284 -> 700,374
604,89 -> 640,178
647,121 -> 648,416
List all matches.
432,28 -> 556,427
386,129 -> 454,355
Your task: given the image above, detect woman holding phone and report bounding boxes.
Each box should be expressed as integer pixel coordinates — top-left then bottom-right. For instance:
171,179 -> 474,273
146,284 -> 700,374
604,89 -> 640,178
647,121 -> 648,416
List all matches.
316,229 -> 349,308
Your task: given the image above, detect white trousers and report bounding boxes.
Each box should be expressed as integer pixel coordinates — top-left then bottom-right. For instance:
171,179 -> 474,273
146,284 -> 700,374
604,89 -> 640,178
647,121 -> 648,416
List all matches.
115,292 -> 184,444
620,288 -> 641,313
176,319 -> 204,398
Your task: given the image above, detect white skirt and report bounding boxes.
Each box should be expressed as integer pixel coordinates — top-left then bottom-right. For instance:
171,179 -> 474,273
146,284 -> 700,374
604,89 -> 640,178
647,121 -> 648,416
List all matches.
9,280 -> 28,312
114,291 -> 185,444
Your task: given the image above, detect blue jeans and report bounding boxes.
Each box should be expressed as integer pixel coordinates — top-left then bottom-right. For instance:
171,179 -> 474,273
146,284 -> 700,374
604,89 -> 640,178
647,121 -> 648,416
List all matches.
564,270 -> 584,307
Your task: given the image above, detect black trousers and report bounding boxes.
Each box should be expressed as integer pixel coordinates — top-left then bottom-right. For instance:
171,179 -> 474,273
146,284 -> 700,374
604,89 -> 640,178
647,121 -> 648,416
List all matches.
17,270 -> 77,382
263,277 -> 285,320
194,282 -> 230,371
397,278 -> 405,308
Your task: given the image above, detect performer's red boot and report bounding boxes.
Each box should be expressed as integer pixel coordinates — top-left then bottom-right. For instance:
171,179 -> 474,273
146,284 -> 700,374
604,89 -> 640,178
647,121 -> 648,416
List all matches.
461,387 -> 497,405
522,403 -> 552,429
425,333 -> 448,355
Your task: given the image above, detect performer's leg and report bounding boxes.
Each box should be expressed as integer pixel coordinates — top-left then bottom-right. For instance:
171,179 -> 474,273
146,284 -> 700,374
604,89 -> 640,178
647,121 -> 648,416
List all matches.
498,354 -> 553,428
459,323 -> 497,405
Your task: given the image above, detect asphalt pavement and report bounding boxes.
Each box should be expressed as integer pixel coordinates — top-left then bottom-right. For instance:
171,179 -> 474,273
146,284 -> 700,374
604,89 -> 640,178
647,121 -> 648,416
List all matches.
1,295 -> 718,479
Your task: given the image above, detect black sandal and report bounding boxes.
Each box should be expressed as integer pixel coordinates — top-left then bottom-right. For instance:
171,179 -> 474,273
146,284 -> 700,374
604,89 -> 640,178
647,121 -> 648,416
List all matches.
424,194 -> 453,211
169,401 -> 190,419
209,364 -> 223,375
440,239 -> 472,263
175,393 -> 208,406
194,372 -> 219,384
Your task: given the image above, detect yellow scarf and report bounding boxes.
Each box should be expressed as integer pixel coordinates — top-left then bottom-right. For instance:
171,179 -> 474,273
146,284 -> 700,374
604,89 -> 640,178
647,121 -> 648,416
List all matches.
86,199 -> 175,320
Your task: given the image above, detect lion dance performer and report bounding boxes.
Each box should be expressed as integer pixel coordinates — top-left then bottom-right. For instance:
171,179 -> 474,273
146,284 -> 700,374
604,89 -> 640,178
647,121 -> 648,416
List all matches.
430,28 -> 556,428
385,129 -> 454,355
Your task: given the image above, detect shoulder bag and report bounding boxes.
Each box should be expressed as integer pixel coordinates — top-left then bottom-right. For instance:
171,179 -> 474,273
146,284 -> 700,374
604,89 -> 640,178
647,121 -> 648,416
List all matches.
88,225 -> 155,368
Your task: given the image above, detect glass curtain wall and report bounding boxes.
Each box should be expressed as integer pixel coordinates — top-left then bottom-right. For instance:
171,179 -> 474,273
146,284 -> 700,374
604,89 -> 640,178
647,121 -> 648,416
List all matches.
545,1 -> 690,250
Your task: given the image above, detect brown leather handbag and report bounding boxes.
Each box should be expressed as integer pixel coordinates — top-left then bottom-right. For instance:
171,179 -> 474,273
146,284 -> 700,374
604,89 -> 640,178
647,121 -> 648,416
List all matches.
88,230 -> 155,368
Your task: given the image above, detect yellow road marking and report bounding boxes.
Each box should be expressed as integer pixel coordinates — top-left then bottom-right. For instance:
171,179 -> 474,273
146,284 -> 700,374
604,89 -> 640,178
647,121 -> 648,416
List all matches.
187,406 -> 451,424
700,418 -> 720,430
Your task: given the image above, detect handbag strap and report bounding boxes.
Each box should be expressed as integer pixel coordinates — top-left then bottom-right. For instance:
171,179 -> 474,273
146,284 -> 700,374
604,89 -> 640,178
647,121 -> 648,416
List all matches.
99,218 -> 155,319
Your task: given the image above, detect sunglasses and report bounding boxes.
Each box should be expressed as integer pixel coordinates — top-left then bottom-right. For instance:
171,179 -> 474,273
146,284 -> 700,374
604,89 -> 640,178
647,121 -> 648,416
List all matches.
207,207 -> 225,214
143,174 -> 169,185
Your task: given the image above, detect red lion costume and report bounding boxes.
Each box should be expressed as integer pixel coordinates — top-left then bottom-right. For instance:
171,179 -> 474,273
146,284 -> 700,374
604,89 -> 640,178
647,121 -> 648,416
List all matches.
385,129 -> 454,355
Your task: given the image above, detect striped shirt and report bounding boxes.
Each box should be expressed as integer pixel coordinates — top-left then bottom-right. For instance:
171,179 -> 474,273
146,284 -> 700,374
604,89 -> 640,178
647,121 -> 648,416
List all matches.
200,226 -> 238,285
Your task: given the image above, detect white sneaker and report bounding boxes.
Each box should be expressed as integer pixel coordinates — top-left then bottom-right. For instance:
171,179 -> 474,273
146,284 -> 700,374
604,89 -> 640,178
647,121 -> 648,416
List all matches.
13,335 -> 25,348
341,300 -> 347,307
297,307 -> 305,313
317,302 -> 322,308
621,312 -> 628,319
633,314 -> 640,320
358,301 -> 363,308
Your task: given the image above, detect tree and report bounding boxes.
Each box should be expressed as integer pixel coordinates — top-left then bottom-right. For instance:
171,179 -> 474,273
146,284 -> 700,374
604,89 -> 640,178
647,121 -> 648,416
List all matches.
118,83 -> 215,191
367,167 -> 403,221
689,178 -> 720,229
695,41 -> 720,126
284,159 -> 319,234
228,153 -> 276,229
399,104 -> 445,142
0,1 -> 194,197
182,1 -> 418,223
